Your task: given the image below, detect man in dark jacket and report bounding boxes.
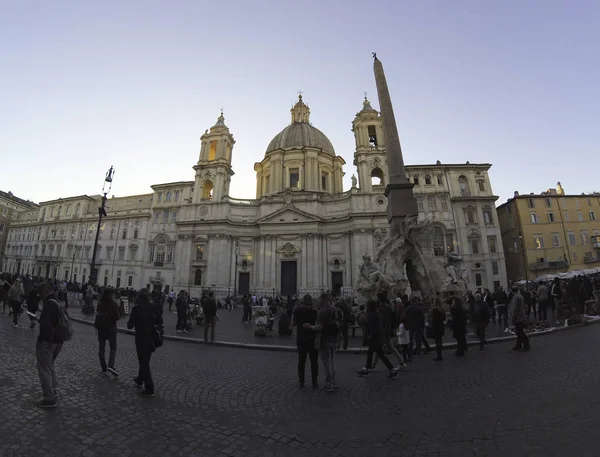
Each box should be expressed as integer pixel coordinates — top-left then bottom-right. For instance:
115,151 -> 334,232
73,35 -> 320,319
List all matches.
127,288 -> 162,398
96,289 -> 120,375
175,291 -> 188,333
36,282 -> 63,408
356,300 -> 399,379
202,291 -> 218,342
473,293 -> 491,350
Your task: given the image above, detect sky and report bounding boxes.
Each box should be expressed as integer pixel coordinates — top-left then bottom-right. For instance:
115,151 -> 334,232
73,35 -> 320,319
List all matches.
1,1 -> 599,206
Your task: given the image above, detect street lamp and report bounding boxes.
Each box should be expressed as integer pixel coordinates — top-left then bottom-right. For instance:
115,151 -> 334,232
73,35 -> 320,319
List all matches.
233,240 -> 240,297
82,165 -> 114,314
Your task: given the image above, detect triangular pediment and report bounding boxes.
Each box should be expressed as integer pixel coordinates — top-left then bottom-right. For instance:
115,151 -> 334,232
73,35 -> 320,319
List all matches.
258,205 -> 321,224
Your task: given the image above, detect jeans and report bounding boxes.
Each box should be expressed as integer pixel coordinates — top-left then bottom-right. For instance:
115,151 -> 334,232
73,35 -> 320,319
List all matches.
497,305 -> 508,328
242,307 -> 251,322
320,341 -> 337,389
538,299 -> 547,321
11,300 -> 21,325
36,341 -> 62,402
136,344 -> 154,394
176,309 -> 187,330
98,326 -> 117,370
297,345 -> 318,385
366,341 -> 393,370
373,335 -> 404,367
434,335 -> 443,359
476,323 -> 487,349
409,327 -> 423,355
514,321 -> 530,350
204,316 -> 216,342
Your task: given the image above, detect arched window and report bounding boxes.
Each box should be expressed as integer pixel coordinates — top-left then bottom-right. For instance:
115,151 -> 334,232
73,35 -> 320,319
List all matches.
202,180 -> 214,200
194,269 -> 202,286
458,175 -> 470,195
424,175 -> 432,185
433,226 -> 445,256
371,168 -> 384,186
166,192 -> 171,201
155,237 -> 166,263
175,191 -> 180,201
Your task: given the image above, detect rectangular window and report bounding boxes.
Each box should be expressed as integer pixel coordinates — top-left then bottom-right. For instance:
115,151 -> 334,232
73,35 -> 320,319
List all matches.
483,209 -> 493,225
563,210 -> 570,221
118,247 -> 125,260
171,211 -> 177,222
528,198 -> 535,208
478,180 -> 485,192
149,245 -> 155,261
163,210 -> 169,223
196,244 -> 204,260
321,172 -> 328,191
289,168 -> 300,188
122,229 -> 127,239
534,235 -> 544,249
492,261 -> 499,275
157,192 -> 162,203
134,228 -> 138,239
465,209 -> 476,224
167,245 -> 173,263
475,273 -> 482,287
487,236 -> 497,253
576,198 -> 580,208
265,175 -> 270,193
581,231 -> 589,244
439,195 -> 448,210
416,196 -> 423,211
175,191 -> 180,201
590,211 -> 596,221
568,232 -> 576,246
437,176 -> 443,185
577,211 -> 583,221
367,125 -> 378,147
530,213 -> 538,224
154,212 -> 159,222
208,141 -> 217,161
470,239 -> 479,254
128,275 -> 133,287
546,198 -> 552,208
552,233 -> 560,247
427,196 -> 437,210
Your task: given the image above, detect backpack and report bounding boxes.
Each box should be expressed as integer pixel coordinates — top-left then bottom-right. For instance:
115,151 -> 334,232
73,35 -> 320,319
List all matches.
326,307 -> 343,336
50,299 -> 74,342
94,311 -> 109,330
152,324 -> 164,351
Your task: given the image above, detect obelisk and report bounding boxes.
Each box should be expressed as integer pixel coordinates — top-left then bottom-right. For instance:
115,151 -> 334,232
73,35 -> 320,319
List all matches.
372,54 -> 418,233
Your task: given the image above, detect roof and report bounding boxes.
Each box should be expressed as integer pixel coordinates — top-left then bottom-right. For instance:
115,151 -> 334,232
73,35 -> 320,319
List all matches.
265,122 -> 335,156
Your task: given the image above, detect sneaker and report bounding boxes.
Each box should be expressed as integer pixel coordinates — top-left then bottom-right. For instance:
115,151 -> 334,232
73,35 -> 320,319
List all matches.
13,324 -> 18,328
36,399 -> 58,409
387,370 -> 399,380
133,377 -> 143,387
107,367 -> 119,377
101,366 -> 108,373
356,368 -> 369,377
138,390 -> 156,398
396,364 -> 407,370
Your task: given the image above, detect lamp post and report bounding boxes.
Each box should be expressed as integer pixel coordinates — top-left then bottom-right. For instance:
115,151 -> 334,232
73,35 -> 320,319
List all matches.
233,240 -> 240,297
82,166 -> 114,314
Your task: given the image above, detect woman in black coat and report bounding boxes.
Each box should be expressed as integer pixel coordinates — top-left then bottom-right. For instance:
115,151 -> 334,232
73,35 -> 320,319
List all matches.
451,297 -> 468,356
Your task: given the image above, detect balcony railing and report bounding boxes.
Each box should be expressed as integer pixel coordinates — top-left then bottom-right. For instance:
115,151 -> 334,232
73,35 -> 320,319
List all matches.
529,260 -> 569,271
154,261 -> 164,267
149,275 -> 164,283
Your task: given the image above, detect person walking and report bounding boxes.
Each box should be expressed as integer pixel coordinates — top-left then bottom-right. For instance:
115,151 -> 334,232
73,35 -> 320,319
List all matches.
175,291 -> 188,333
405,295 -> 425,355
473,293 -> 490,350
127,288 -> 162,398
8,278 -> 25,328
35,283 -> 64,408
304,293 -> 340,392
292,294 -> 319,388
511,286 -> 530,352
451,297 -> 468,356
167,290 -> 175,312
372,293 -> 405,369
430,297 -> 446,361
95,289 -> 120,376
494,287 -> 509,330
356,300 -> 399,379
202,291 -> 217,342
242,294 -> 252,322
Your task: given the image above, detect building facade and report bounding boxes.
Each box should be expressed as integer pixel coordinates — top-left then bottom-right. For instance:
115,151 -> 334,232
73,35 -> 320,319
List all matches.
497,182 -> 600,283
3,95 -> 507,296
0,190 -> 38,269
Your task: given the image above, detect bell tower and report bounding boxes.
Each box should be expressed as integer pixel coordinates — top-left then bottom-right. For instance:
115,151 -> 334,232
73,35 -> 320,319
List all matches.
192,112 -> 235,203
352,96 -> 388,193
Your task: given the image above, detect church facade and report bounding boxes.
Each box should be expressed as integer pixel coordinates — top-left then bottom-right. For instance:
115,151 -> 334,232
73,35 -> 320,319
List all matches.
3,95 -> 507,297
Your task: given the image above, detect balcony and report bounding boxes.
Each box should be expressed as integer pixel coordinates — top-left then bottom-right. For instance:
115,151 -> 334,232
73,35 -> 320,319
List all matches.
149,275 -> 164,283
584,254 -> 600,264
154,261 -> 164,267
529,260 -> 569,271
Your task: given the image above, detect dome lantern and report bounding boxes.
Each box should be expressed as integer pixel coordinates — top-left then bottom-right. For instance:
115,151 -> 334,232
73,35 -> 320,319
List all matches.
291,94 -> 310,124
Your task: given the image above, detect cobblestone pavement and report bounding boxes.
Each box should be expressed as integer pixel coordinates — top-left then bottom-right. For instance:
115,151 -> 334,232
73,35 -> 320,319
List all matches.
75,305 -> 515,348
1,314 -> 600,457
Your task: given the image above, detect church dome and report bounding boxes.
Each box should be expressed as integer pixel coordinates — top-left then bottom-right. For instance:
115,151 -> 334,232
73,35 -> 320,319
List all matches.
265,95 -> 336,156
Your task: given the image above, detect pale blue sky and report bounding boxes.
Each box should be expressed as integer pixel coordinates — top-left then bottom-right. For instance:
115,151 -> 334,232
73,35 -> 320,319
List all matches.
1,1 -> 598,206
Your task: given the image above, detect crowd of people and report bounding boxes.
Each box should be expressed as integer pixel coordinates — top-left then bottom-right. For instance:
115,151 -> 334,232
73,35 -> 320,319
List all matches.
2,269 -> 598,406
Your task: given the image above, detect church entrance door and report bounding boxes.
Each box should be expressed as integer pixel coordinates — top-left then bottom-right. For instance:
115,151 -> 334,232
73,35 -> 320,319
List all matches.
280,261 -> 297,297
238,272 -> 250,295
331,271 -> 343,296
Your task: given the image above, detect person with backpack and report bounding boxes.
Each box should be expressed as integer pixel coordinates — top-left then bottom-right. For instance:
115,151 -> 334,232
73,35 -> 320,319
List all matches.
36,282 -> 72,408
127,288 -> 162,398
303,293 -> 340,392
95,289 -> 120,376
